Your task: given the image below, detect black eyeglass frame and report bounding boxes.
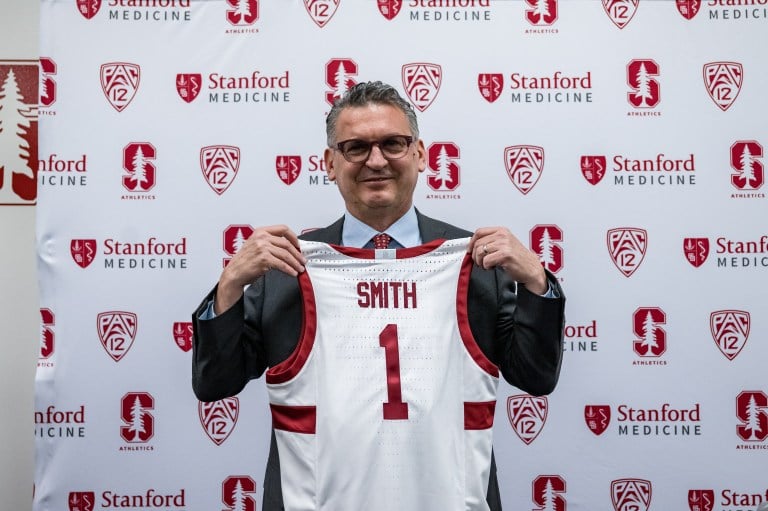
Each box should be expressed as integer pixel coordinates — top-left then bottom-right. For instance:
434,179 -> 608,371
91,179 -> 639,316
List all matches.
334,135 -> 414,163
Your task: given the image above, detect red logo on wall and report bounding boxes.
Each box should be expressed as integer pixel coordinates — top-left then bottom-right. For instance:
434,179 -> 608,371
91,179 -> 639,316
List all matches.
580,155 -> 607,185
688,489 -> 714,511
585,405 -> 611,436
703,62 -> 743,111
676,0 -> 701,20
172,322 -> 194,353
97,311 -> 137,362
611,479 -> 652,511
40,308 -> 55,359
525,0 -> 558,25
427,142 -> 460,191
226,0 -> 259,25
603,0 -> 639,29
76,0 -> 101,19
223,224 -> 255,267
276,155 -> 301,186
710,310 -> 750,361
402,63 -> 442,112
627,59 -> 660,108
505,145 -> 544,194
68,491 -> 96,511
531,475 -> 566,511
377,0 -> 403,20
531,224 -> 563,274
176,73 -> 202,103
304,0 -> 339,27
607,228 -> 647,277
100,62 -> 140,112
201,145 -> 240,195
70,239 -> 97,268
120,392 -> 154,443
200,398 -> 239,445
39,57 -> 57,107
736,390 -> 768,442
123,142 -> 156,192
507,394 -> 548,445
222,476 -> 257,511
478,73 -> 503,103
633,307 -> 666,357
730,140 -> 764,190
325,58 -> 358,107
683,237 -> 709,267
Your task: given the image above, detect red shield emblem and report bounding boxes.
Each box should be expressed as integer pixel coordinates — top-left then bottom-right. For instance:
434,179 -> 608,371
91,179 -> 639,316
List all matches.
633,307 -> 666,357
201,145 -> 241,195
304,0 -> 339,27
627,59 -> 660,108
730,140 -> 764,190
123,142 -> 156,192
120,392 -> 154,442
478,73 -> 504,104
39,57 -> 57,107
606,227 -> 647,277
377,0 -> 403,20
602,0 -> 639,29
710,310 -> 750,361
688,489 -> 715,511
199,397 -> 239,445
611,479 -> 652,511
530,224 -> 564,274
507,394 -> 548,445
580,155 -> 607,185
402,63 -> 442,112
325,58 -> 358,106
223,224 -> 255,267
172,322 -> 194,353
584,405 -> 611,436
97,311 -> 137,362
736,391 -> 768,441
703,61 -> 743,111
76,0 -> 101,20
68,492 -> 96,511
100,62 -> 140,112
526,0 -> 558,25
676,0 -> 701,20
176,73 -> 202,103
683,237 -> 709,268
70,239 -> 97,268
226,0 -> 259,25
505,145 -> 544,195
276,155 -> 302,186
427,142 -> 460,191
40,308 -> 55,359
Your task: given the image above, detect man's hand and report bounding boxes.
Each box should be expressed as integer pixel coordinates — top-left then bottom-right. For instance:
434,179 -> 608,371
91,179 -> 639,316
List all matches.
469,226 -> 548,295
214,225 -> 306,314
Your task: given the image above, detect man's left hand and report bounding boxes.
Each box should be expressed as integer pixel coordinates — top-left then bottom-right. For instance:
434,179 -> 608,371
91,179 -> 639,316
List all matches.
469,227 -> 548,295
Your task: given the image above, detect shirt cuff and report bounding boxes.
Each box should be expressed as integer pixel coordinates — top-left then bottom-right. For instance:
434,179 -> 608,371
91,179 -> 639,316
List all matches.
198,299 -> 217,320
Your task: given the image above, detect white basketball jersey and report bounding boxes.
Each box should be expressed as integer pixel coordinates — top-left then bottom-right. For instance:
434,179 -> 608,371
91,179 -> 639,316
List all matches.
266,238 -> 500,511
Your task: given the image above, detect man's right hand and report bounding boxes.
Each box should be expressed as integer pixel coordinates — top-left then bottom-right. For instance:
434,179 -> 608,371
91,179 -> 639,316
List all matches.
214,225 -> 306,315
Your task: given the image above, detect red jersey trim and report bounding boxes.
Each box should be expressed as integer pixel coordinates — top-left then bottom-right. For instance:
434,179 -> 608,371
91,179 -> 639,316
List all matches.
464,400 -> 496,430
457,254 -> 500,378
270,403 -> 317,434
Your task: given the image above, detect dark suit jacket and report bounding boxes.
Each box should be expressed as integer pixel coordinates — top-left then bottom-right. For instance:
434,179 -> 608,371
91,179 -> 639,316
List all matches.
193,211 -> 565,511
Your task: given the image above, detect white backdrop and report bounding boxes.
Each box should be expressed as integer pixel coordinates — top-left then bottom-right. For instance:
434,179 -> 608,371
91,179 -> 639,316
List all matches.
32,1 -> 767,510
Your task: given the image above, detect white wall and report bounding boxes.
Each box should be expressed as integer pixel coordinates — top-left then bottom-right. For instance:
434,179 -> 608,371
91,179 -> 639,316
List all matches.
0,0 -> 39,508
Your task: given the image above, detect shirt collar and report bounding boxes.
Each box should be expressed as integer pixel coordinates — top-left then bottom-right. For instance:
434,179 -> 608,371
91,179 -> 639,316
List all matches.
341,206 -> 421,248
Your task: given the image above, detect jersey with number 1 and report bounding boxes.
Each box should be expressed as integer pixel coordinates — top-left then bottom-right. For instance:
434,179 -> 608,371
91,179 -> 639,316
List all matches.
265,238 -> 500,511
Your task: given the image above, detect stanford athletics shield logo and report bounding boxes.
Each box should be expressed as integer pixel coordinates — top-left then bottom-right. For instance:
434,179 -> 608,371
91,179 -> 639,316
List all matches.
683,237 -> 709,268
39,57 -> 57,107
70,239 -> 97,268
584,405 -> 611,436
736,391 -> 768,441
530,224 -> 563,274
581,155 -> 607,185
402,63 -> 442,112
100,62 -> 140,112
710,310 -> 750,361
222,476 -> 258,511
377,0 -> 403,20
633,307 -> 666,357
76,0 -> 101,19
703,61 -> 743,111
478,73 -> 503,103
226,0 -> 258,25
176,73 -> 202,103
611,478 -> 652,511
304,0 -> 339,27
200,397 -> 239,445
325,58 -> 358,107
505,145 -> 544,195
276,155 -> 301,186
730,140 -> 764,190
602,0 -> 639,29
40,308 -> 55,359
607,227 -> 647,277
531,475 -> 566,511
627,59 -> 660,108
427,142 -> 460,191
123,142 -> 156,192
525,0 -> 558,25
201,145 -> 240,195
223,224 -> 255,267
676,0 -> 701,20
68,491 -> 96,511
120,392 -> 154,443
97,311 -> 137,362
688,489 -> 715,511
507,394 -> 548,445
172,321 -> 194,353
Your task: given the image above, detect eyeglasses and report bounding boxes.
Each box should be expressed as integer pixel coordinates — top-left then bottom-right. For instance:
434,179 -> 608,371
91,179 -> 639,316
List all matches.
334,135 -> 414,163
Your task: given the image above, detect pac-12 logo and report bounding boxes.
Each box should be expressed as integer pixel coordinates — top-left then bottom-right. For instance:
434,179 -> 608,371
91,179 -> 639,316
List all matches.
176,73 -> 202,103
120,392 -> 154,443
223,224 -> 255,267
222,476 -> 257,511
703,62 -> 743,112
276,155 -> 301,186
97,311 -> 137,362
402,63 -> 442,112
602,0 -> 639,29
530,224 -> 563,274
505,145 -> 544,194
611,478 -> 652,511
100,62 -> 140,112
710,310 -> 750,361
68,491 -> 96,511
676,0 -> 701,20
123,143 -> 156,192
172,322 -> 193,352
606,227 -> 647,277
427,142 -> 460,191
525,0 -> 558,25
731,140 -> 764,190
39,57 -> 57,107
531,475 -> 566,511
304,0 -> 339,28
627,59 -> 660,109
325,58 -> 358,107
201,145 -> 240,195
507,394 -> 548,445
683,237 -> 709,268
200,397 -> 240,445
478,73 -> 503,103
377,0 -> 403,20
736,391 -> 768,442
70,239 -> 97,268
633,307 -> 666,357
585,405 -> 611,436
581,155 -> 606,185
76,0 -> 101,19
688,489 -> 714,511
226,0 -> 258,25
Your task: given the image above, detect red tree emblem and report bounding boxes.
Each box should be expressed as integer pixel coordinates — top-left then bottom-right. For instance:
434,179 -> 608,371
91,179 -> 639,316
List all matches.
530,224 -> 563,274
40,308 -> 55,359
427,142 -> 460,191
325,58 -> 358,107
223,224 -> 255,267
226,0 -> 258,25
526,0 -> 558,26
633,307 -> 666,357
120,392 -> 154,443
730,140 -> 764,190
627,59 -> 660,109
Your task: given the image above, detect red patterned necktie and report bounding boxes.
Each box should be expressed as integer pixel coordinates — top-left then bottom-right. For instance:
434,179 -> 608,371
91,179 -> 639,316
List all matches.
372,233 -> 392,249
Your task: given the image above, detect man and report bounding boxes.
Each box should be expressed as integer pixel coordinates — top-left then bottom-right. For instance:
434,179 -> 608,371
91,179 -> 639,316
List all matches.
193,81 -> 565,510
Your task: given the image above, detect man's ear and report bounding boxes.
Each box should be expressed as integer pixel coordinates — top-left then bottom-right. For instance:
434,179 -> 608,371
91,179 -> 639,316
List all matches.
324,147 -> 336,181
416,138 -> 427,173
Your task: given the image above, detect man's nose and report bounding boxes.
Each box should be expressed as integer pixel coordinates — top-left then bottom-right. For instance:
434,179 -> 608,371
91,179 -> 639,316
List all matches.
365,143 -> 388,168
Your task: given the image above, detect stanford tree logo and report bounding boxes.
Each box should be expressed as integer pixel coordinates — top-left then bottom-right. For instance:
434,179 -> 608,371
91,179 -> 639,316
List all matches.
507,394 -> 548,445
97,311 -> 137,362
326,58 -> 358,107
172,321 -> 193,352
687,489 -> 714,511
120,392 -> 154,443
581,155 -> 607,185
676,0 -> 701,20
633,307 -> 666,357
402,63 -> 442,112
607,227 -> 647,277
530,224 -> 564,274
427,142 -> 460,191
222,476 -> 257,511
730,140 -> 764,190
703,62 -> 743,111
276,155 -> 301,186
585,405 -> 611,436
226,0 -> 258,25
76,0 -> 101,19
611,478 -> 652,511
40,308 -> 55,359
39,57 -> 56,107
710,310 -> 750,361
100,62 -> 140,112
176,73 -> 202,103
525,0 -> 558,26
377,0 -> 403,20
123,143 -> 156,192
627,59 -> 660,109
736,391 -> 768,442
478,73 -> 503,103
223,224 -> 255,267
603,0 -> 639,29
531,475 -> 566,511
304,0 -> 339,27
505,145 -> 544,195
201,145 -> 240,195
683,237 -> 709,268
200,397 -> 240,445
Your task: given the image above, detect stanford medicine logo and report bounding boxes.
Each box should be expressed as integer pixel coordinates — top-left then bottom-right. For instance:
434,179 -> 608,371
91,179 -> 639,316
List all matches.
76,0 -> 101,19
505,145 -> 544,194
703,62 -> 743,111
402,63 -> 442,112
226,0 -> 258,26
176,73 -> 201,103
603,0 -> 639,29
97,311 -> 137,362
688,489 -> 714,511
120,392 -> 154,444
710,310 -> 750,361
736,390 -> 768,443
525,0 -> 558,26
222,476 -> 257,511
611,478 -> 652,511
478,73 -> 503,103
676,0 -> 702,20
427,142 -> 460,192
326,58 -> 357,107
531,475 -> 566,511
69,491 -> 96,511
683,237 -> 709,268
632,307 -> 666,359
201,145 -> 240,195
276,155 -> 301,186
40,308 -> 55,360
200,397 -> 239,445
585,405 -> 611,436
507,394 -> 548,445
607,227 -> 647,277
581,155 -> 607,185
304,0 -> 339,28
172,321 -> 193,352
531,224 -> 563,274
223,224 -> 255,267
100,62 -> 140,112
731,140 -> 764,192
39,57 -> 56,108
627,59 -> 660,109
71,239 -> 97,268
377,0 -> 403,20
123,142 -> 156,193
